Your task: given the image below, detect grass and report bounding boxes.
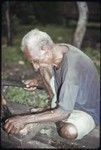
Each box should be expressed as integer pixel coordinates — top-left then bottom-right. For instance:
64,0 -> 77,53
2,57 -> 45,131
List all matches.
2,46 -> 23,64
2,44 -> 32,73
5,86 -> 49,108
2,24 -> 100,106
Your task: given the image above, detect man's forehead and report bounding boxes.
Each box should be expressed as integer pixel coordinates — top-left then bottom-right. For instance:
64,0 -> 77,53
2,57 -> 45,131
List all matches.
24,47 -> 40,60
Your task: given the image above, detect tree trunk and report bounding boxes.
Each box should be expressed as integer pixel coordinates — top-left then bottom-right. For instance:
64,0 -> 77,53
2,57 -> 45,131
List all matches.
73,2 -> 88,49
5,1 -> 13,46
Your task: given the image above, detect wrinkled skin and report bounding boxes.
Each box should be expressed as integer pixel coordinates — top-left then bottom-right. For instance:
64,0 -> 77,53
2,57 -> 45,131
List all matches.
4,44 -> 78,140
4,116 -> 26,134
22,79 -> 38,91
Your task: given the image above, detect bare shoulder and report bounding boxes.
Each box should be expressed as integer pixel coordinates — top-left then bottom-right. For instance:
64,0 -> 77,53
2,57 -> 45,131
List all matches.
56,43 -> 70,53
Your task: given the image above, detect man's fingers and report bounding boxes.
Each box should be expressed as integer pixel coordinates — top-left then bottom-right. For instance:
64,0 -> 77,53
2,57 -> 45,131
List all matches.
4,121 -> 19,134
29,81 -> 38,87
10,127 -> 18,134
22,80 -> 32,88
7,124 -> 14,134
5,122 -> 14,133
24,87 -> 37,91
4,120 -> 10,129
26,84 -> 30,88
22,79 -> 38,87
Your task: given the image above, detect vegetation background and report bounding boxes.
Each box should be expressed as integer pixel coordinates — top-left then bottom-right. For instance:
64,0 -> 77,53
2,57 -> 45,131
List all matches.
2,1 -> 100,107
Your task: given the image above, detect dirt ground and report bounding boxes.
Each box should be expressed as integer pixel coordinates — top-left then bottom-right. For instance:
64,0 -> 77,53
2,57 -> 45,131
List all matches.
1,101 -> 100,149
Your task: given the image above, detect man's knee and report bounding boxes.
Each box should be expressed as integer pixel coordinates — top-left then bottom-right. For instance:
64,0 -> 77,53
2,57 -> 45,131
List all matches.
57,123 -> 78,140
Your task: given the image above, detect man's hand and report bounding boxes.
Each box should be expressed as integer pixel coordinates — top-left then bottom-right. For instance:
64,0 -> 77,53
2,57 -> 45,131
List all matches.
22,79 -> 38,91
4,116 -> 26,134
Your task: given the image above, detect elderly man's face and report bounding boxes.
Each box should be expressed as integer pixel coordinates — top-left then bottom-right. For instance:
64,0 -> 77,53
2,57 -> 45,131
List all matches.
24,48 -> 53,71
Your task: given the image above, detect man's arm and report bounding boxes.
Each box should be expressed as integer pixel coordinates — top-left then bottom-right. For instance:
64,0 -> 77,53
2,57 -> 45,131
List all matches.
4,107 -> 70,134
24,67 -> 55,108
39,67 -> 54,100
23,67 -> 54,99
24,107 -> 70,124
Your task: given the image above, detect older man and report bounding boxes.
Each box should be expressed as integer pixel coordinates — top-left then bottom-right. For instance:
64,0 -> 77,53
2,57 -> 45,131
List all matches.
4,29 -> 100,140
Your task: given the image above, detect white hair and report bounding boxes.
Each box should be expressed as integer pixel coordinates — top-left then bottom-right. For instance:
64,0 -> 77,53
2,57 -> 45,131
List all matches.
21,29 -> 54,58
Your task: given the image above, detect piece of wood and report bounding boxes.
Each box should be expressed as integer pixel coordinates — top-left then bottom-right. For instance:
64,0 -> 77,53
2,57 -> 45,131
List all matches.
73,2 -> 88,48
